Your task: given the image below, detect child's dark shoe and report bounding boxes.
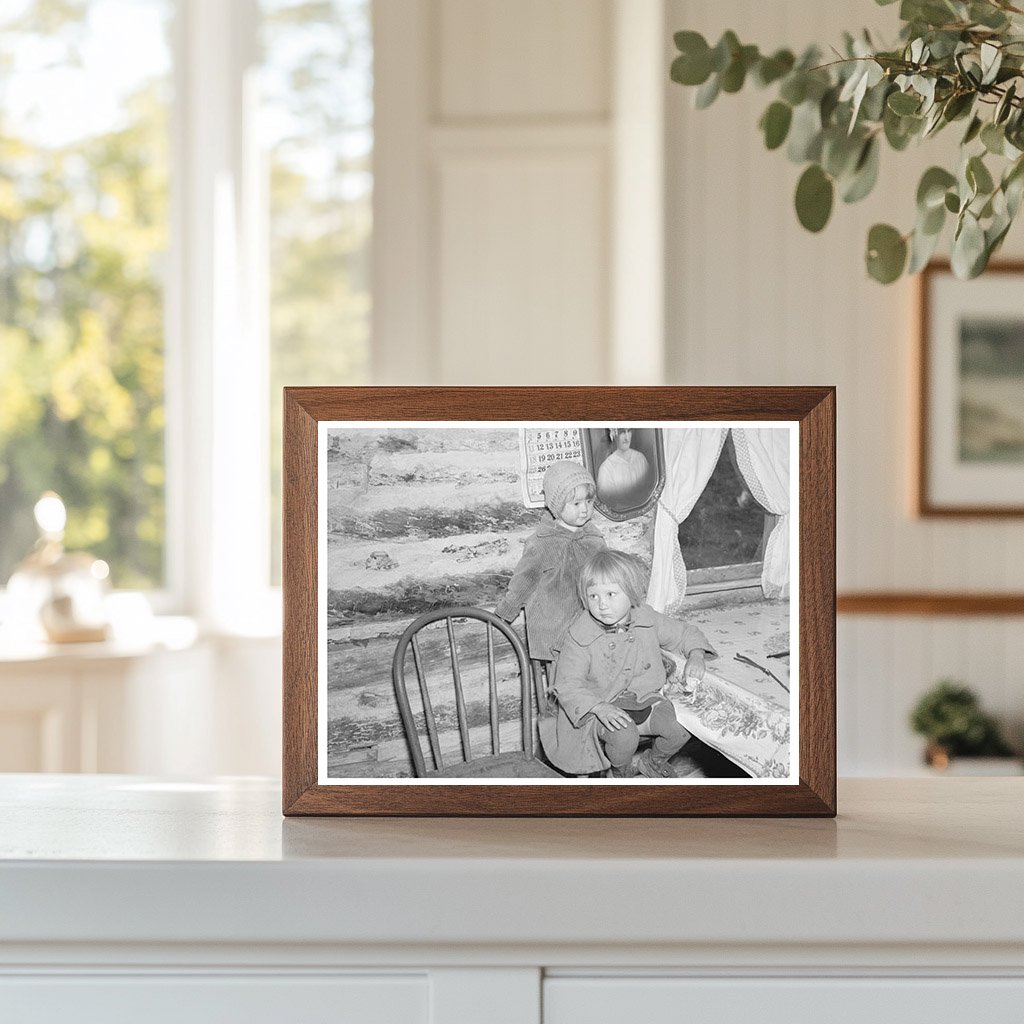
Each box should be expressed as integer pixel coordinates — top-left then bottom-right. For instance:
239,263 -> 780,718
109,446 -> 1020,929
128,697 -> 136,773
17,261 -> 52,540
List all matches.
637,750 -> 678,778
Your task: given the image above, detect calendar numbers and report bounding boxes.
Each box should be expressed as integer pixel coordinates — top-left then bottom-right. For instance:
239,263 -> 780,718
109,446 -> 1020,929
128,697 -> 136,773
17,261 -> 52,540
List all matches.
519,428 -> 584,506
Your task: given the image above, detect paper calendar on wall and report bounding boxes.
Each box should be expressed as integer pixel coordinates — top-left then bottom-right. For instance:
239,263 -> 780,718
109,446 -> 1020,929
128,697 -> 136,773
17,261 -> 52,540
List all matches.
519,428 -> 585,507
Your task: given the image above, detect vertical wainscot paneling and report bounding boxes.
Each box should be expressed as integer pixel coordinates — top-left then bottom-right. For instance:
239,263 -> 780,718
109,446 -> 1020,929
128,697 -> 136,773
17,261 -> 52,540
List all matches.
665,0 -> 1024,774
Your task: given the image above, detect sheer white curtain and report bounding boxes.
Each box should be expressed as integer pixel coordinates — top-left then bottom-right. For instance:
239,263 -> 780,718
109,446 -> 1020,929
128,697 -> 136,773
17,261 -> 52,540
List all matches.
732,427 -> 791,599
647,427 -> 728,612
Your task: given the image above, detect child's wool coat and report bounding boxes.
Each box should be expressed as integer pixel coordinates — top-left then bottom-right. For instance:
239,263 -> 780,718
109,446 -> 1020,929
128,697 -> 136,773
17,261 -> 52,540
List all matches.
494,519 -> 606,661
540,604 -> 716,774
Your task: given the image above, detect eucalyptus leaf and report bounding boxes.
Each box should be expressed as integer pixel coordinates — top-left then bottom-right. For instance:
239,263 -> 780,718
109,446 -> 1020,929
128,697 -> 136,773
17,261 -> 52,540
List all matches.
962,115 -> 983,145
721,45 -> 759,93
921,200 -> 946,235
795,164 -> 834,232
820,86 -> 841,126
970,2 -> 1009,30
787,100 -> 824,162
944,190 -> 960,213
842,137 -> 881,203
1003,157 -> 1024,216
822,129 -> 863,178
951,211 -> 986,278
888,91 -> 921,115
866,223 -> 907,283
967,154 -> 994,196
927,30 -> 962,60
779,74 -> 807,106
913,75 -> 937,112
861,80 -> 892,122
922,103 -> 946,137
942,92 -> 974,122
908,221 -> 942,273
980,42 -> 1002,86
754,49 -> 795,87
995,82 -> 1017,124
671,42 -> 712,87
917,166 -> 957,210
1006,172 -> 1024,218
760,102 -> 793,150
694,73 -> 721,109
710,31 -> 740,74
987,211 -> 1013,259
884,106 -> 921,150
904,0 -> 958,28
981,122 -> 1005,155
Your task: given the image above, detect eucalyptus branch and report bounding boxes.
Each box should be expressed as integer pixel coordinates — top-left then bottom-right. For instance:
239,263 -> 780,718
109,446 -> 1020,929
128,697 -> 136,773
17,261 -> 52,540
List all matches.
670,0 -> 1024,283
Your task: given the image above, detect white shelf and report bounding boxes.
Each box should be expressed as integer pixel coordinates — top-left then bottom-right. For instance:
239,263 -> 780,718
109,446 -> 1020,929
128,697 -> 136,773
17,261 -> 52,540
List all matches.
1,775 -> 1022,950
2,775 -> 1022,1021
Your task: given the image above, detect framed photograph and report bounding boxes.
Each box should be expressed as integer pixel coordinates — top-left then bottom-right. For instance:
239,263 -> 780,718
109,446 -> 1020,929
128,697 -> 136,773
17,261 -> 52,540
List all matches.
582,426 -> 665,521
283,387 -> 835,817
918,261 -> 1024,516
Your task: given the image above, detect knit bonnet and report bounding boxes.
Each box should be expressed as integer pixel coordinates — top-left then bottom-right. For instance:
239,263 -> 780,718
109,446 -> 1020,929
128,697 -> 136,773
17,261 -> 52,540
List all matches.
542,461 -> 595,516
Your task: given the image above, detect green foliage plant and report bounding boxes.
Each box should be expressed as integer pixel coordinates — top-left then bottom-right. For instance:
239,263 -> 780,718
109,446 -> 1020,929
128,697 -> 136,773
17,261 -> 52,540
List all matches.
671,0 -> 1024,283
909,679 -> 1015,756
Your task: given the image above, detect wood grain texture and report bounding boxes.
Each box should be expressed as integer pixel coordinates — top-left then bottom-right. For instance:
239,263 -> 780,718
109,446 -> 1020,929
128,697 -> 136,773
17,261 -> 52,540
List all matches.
798,388 -> 837,813
282,391 -> 319,812
838,592 -> 1024,616
916,260 -> 1024,518
282,387 -> 836,817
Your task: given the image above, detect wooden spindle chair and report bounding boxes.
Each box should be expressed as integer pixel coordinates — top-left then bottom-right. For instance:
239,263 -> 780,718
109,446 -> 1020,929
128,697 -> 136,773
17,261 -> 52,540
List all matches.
391,607 -> 562,778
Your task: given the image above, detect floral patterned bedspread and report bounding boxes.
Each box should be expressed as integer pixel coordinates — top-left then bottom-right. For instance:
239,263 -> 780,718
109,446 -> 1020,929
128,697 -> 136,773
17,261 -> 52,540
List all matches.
662,651 -> 790,779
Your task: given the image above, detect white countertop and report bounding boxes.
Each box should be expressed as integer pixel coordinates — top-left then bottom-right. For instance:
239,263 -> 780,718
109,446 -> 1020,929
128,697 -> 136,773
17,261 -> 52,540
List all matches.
2,775 -> 1023,951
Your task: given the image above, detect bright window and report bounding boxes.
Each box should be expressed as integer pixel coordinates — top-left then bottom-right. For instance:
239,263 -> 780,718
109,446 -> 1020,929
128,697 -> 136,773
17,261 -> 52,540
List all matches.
261,0 -> 372,583
677,433 -> 773,590
0,0 -> 172,589
0,0 -> 374,616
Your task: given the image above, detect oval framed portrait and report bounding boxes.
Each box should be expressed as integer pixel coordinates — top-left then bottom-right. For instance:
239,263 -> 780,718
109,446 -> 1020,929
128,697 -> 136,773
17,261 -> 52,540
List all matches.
582,426 -> 666,521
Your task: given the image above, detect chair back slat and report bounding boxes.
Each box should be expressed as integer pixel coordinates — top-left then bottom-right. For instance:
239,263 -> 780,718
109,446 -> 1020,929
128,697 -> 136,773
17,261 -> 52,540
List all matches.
391,607 -> 536,777
446,617 -> 473,761
530,659 -> 549,749
391,634 -> 427,777
521,642 -> 535,759
411,633 -> 443,771
486,622 -> 499,754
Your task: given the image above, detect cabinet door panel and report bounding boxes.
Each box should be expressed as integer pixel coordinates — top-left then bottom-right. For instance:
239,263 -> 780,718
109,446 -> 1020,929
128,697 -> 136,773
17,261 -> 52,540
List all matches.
0,975 -> 427,1024
545,977 -> 1024,1023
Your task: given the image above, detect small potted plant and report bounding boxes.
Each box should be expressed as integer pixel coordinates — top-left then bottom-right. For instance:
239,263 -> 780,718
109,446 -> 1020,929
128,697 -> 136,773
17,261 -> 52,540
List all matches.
909,680 -> 1017,771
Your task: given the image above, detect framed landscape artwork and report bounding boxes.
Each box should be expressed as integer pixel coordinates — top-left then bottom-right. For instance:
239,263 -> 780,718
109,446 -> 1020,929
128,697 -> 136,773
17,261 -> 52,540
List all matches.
282,387 -> 836,817
918,262 -> 1024,516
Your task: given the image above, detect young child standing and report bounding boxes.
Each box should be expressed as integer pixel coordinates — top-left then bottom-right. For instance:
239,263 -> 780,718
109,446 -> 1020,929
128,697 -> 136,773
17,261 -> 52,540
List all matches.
541,550 -> 717,778
495,461 -> 607,663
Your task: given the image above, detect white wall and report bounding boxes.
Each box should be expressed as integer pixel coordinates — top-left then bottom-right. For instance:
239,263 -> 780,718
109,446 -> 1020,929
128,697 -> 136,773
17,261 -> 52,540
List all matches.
665,0 -> 1024,772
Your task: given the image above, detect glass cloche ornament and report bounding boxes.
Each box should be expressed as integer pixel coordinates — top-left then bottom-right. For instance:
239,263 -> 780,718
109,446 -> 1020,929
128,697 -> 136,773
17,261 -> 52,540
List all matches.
5,492 -> 110,644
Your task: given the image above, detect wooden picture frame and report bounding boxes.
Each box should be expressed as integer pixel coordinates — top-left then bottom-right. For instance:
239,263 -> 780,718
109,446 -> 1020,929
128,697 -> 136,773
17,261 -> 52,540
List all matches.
283,387 -> 836,817
917,261 -> 1024,517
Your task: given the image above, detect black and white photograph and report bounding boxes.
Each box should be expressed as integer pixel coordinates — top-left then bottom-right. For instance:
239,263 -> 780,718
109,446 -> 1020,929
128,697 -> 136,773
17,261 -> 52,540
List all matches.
318,421 -> 797,785
583,426 -> 665,520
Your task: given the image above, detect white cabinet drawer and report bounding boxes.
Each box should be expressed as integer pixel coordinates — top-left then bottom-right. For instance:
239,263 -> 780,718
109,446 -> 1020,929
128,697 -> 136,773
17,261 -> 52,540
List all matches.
544,977 -> 1024,1023
0,974 -> 427,1024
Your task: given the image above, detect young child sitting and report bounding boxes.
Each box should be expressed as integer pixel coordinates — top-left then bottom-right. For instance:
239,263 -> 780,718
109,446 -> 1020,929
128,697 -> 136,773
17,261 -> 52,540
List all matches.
495,461 -> 607,663
540,550 -> 717,778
